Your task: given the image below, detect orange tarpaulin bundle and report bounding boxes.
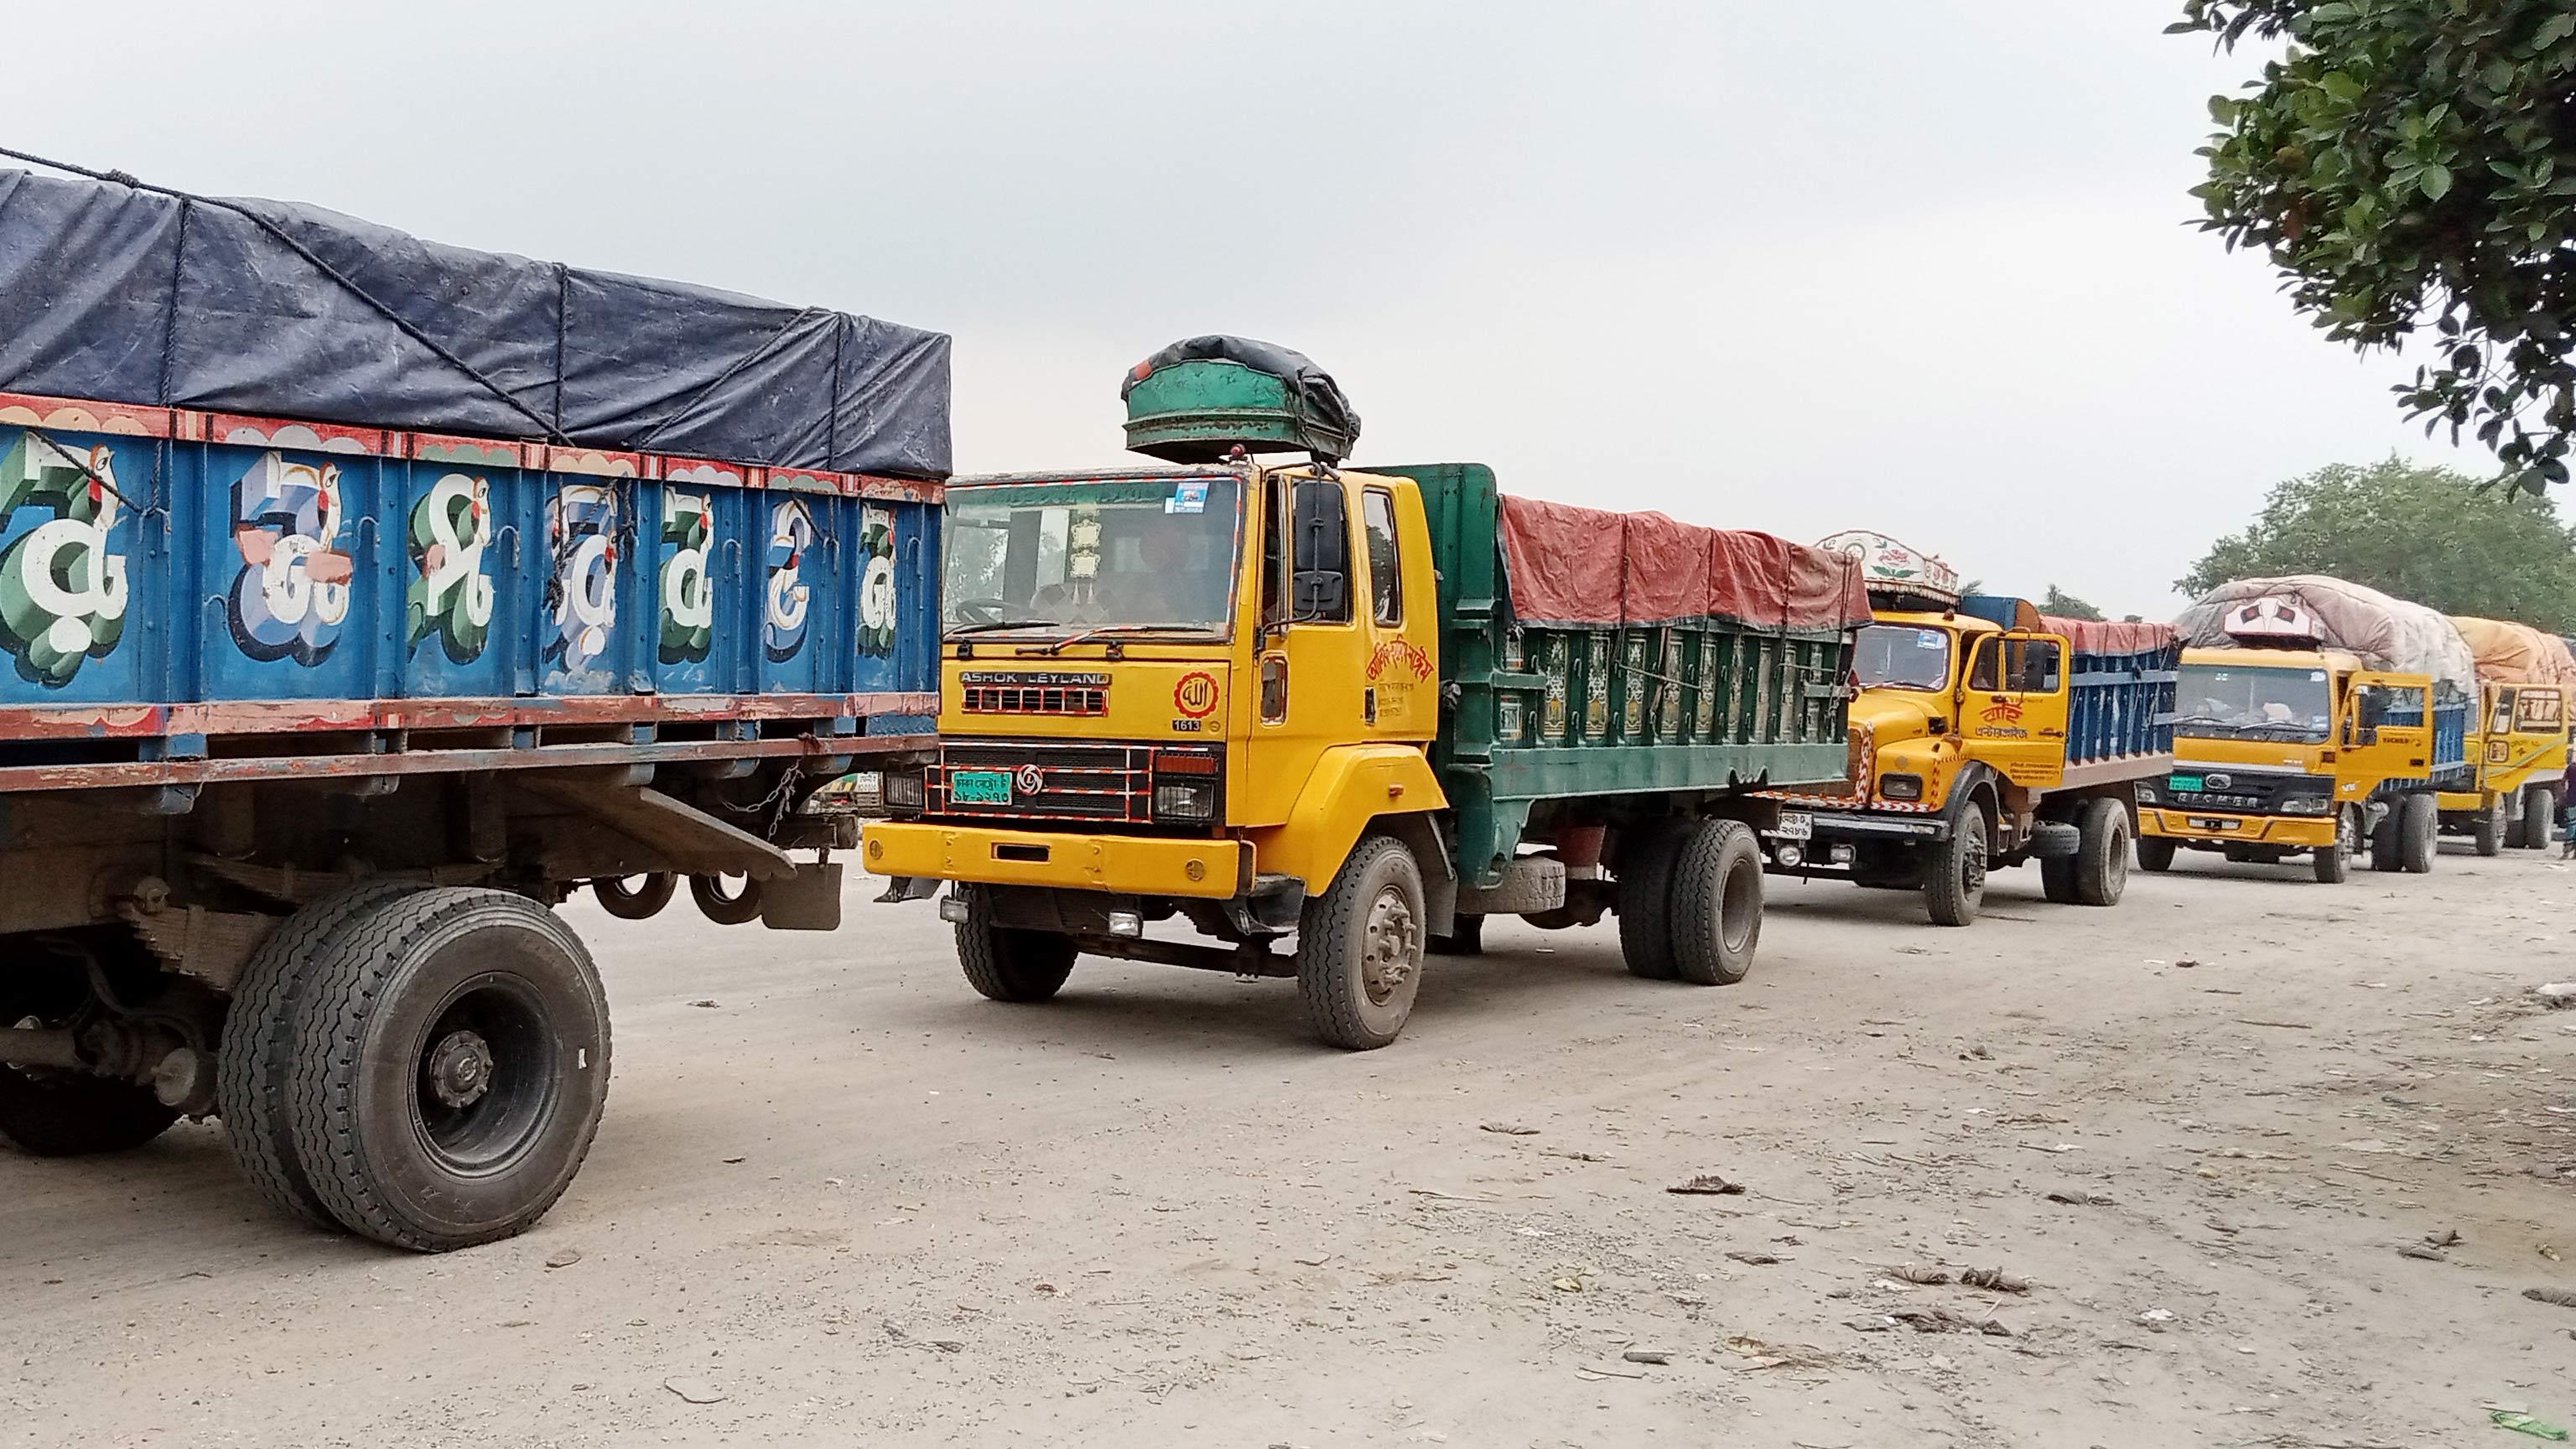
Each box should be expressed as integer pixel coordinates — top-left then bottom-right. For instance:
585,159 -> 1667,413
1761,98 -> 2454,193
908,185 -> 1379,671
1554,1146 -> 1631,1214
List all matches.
2448,615 -> 2576,688
1498,495 -> 1870,632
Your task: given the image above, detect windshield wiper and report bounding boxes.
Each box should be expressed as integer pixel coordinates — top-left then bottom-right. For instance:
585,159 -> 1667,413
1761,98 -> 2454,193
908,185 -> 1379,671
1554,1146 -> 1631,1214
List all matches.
946,618 -> 1059,638
1031,623 -> 1208,657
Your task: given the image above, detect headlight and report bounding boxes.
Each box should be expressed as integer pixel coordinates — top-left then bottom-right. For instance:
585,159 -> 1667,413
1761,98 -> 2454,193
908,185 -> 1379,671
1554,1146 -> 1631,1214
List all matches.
1153,780 -> 1216,822
884,768 -> 927,812
2281,795 -> 2331,816
1878,773 -> 1924,802
2134,783 -> 2158,805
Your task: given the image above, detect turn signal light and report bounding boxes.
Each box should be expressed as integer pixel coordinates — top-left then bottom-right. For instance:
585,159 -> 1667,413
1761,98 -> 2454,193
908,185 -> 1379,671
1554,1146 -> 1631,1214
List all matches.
1154,751 -> 1221,776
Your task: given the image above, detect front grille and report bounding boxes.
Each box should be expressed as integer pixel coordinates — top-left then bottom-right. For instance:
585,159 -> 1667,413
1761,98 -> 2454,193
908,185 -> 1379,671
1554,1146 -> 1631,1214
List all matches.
934,742 -> 1153,823
963,684 -> 1108,716
958,670 -> 1109,718
2155,771 -> 2324,813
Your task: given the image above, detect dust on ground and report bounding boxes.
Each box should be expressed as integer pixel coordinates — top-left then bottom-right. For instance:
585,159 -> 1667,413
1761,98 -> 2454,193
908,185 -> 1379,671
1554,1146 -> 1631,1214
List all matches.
5,846 -> 2573,1447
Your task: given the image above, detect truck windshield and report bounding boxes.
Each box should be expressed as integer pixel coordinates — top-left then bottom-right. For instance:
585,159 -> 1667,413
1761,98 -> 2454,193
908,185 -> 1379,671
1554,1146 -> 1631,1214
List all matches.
943,475 -> 1242,639
1852,624 -> 1952,691
2174,663 -> 2334,744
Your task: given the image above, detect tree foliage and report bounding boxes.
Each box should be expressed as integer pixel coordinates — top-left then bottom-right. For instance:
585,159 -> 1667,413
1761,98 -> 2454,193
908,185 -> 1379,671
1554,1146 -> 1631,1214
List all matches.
2038,585 -> 2106,621
2178,0 -> 2576,493
2177,457 -> 2576,629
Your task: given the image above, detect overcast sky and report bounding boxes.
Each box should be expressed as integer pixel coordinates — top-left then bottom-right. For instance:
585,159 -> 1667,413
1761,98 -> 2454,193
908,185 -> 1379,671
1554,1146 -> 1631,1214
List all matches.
12,1 -> 2475,616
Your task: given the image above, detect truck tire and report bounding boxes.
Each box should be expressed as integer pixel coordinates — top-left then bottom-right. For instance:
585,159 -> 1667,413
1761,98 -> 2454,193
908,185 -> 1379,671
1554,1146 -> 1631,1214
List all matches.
2038,852 -> 2079,904
284,887 -> 612,1252
1924,809 -> 1988,927
1428,913 -> 1485,957
1669,820 -> 1763,985
2,948 -> 180,1156
2370,803 -> 2404,873
1295,835 -> 1426,1051
688,874 -> 764,926
2071,797 -> 2129,906
217,879 -> 435,1228
2313,806 -> 2356,884
2400,792 -> 2438,874
2136,835 -> 2177,873
592,873 -> 677,919
955,894 -> 1078,1004
2473,794 -> 2507,857
2516,782 -> 2559,849
1615,822 -> 1684,980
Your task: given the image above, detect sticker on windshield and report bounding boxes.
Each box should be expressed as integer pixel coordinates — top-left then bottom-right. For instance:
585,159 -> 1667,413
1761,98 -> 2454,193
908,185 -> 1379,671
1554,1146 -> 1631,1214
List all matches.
1166,481 -> 1208,515
1914,630 -> 1943,647
2309,671 -> 2326,682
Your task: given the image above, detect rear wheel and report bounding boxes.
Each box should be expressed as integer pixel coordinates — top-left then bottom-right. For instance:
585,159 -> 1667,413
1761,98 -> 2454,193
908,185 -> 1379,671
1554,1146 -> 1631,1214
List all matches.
218,880 -> 435,1228
2073,797 -> 2128,906
955,892 -> 1078,1004
1296,835 -> 1426,1051
284,887 -> 612,1252
592,874 -> 677,919
1616,823 -> 1685,979
1669,820 -> 1763,985
2313,806 -> 2355,884
2371,803 -> 2404,873
2399,792 -> 2438,874
2135,835 -> 2177,873
1924,810 -> 1988,927
2516,782 -> 2560,849
2038,852 -> 2079,904
2473,794 -> 2507,857
688,874 -> 764,926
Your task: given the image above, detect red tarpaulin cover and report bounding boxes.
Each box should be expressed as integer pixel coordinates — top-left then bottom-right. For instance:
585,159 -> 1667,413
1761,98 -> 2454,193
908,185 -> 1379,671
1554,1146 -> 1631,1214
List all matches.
1499,494 -> 1870,631
2044,616 -> 2177,657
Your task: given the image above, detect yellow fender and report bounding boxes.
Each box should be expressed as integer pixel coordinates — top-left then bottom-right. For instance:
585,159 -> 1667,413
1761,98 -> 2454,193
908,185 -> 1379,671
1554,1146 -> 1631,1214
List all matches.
1245,744 -> 1449,894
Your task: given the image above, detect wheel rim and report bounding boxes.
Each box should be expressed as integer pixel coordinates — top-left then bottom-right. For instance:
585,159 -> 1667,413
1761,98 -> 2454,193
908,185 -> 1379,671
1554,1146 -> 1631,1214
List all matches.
703,875 -> 750,905
409,973 -> 557,1176
1360,886 -> 1420,1007
2339,809 -> 2357,857
1961,825 -> 1988,895
2106,821 -> 2128,887
1720,855 -> 1759,954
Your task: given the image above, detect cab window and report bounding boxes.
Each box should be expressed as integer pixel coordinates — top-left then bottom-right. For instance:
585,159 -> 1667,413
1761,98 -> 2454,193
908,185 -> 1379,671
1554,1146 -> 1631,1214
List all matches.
1362,490 -> 1402,625
1291,479 -> 1351,623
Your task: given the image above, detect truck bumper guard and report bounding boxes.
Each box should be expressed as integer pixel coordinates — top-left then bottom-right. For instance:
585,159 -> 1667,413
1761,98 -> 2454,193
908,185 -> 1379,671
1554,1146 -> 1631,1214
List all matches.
862,821 -> 1247,900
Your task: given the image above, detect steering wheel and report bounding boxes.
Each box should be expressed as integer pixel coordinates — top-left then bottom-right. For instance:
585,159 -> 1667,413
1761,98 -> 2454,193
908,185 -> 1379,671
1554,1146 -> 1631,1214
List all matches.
951,598 -> 1015,627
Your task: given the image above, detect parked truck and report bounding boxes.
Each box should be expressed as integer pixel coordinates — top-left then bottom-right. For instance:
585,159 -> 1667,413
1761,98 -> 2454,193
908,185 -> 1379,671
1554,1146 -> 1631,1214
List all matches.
861,338 -> 1870,1049
2443,616 -> 2573,851
2148,578 -> 2467,879
1763,533 -> 2179,926
0,166 -> 947,1249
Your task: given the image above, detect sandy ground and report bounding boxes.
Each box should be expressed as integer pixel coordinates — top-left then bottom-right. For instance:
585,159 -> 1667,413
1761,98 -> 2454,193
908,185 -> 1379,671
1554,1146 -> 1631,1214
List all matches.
5,844 -> 2575,1448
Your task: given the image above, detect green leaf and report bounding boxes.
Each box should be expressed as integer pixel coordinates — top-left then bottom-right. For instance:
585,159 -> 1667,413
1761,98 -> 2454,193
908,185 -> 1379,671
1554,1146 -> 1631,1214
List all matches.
2420,163 -> 2454,200
2537,13 -> 2576,49
2308,1 -> 2355,19
2319,71 -> 2366,101
2207,94 -> 2240,125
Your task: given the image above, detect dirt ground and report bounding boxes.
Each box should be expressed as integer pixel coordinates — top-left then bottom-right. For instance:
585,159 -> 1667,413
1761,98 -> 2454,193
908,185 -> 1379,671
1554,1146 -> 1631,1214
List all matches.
6,843 -> 2575,1448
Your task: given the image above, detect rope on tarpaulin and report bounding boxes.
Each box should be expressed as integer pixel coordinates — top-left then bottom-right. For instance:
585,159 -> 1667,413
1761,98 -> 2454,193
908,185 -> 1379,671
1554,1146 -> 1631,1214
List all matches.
0,144 -> 575,447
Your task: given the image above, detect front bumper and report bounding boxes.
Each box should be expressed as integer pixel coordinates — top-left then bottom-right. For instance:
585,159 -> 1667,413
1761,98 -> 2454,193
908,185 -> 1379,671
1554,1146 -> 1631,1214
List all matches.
863,821 -> 1246,899
2138,808 -> 2335,849
1805,809 -> 1952,844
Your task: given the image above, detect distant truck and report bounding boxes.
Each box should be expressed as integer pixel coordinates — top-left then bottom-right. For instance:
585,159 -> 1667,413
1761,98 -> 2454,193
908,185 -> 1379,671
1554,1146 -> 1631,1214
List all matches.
863,339 -> 1870,1049
0,167 -> 948,1250
2442,616 -> 2573,851
1765,533 -> 2178,926
2149,578 -> 2483,879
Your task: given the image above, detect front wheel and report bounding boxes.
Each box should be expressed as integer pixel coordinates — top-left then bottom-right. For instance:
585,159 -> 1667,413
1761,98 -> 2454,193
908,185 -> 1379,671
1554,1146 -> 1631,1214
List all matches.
2135,835 -> 2177,873
2312,806 -> 2356,883
1669,820 -> 1763,985
1924,810 -> 1988,927
954,895 -> 1078,1004
1296,835 -> 1426,1051
285,887 -> 612,1252
2400,793 -> 2438,874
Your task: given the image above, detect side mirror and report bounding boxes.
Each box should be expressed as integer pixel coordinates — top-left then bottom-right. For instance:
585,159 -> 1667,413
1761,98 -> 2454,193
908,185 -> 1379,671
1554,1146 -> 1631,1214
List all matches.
2358,724 -> 2379,746
1292,570 -> 1346,619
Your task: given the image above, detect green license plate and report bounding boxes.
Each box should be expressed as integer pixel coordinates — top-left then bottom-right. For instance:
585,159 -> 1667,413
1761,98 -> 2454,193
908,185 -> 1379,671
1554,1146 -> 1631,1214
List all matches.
949,770 -> 1013,805
2168,774 -> 2204,792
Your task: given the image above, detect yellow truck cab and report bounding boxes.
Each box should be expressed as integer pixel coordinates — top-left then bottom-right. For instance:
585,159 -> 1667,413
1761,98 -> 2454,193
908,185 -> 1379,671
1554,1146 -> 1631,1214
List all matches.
1774,532 -> 2179,926
863,339 -> 1867,1049
2137,645 -> 2435,881
2438,616 -> 2573,853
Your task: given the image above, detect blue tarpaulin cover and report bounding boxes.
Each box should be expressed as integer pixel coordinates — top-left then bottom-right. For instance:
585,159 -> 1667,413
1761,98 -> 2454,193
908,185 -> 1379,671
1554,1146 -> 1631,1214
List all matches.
0,168 -> 951,477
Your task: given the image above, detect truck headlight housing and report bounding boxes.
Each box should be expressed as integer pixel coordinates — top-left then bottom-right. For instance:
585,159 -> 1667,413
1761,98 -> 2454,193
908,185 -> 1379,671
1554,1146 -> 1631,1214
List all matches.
1153,780 -> 1216,823
2133,782 -> 2158,805
1878,773 -> 1924,802
884,767 -> 927,813
2280,795 -> 2331,816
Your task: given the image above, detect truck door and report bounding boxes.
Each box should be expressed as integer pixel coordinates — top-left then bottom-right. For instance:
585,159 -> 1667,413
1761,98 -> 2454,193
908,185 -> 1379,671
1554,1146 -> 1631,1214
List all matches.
1959,630 -> 2072,788
1242,470 -> 1369,827
1353,482 -> 1439,740
2343,673 -> 2433,782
